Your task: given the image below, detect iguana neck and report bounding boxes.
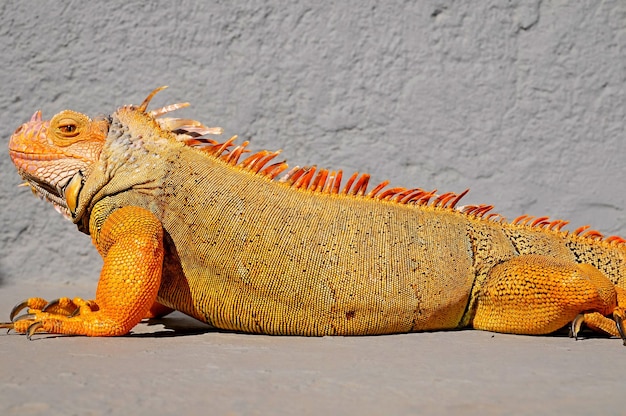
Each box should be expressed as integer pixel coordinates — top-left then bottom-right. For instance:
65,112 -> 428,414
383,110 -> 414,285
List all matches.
72,109 -> 179,232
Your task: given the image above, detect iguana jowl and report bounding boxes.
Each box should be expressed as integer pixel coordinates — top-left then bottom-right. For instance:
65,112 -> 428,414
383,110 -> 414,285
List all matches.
4,87 -> 626,342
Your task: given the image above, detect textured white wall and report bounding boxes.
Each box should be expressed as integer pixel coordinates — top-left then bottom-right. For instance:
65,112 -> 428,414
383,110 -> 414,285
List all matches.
0,1 -> 624,285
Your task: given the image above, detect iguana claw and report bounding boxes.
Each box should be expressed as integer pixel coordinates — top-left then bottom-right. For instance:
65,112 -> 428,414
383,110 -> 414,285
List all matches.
13,313 -> 37,322
9,298 -> 48,321
570,312 -> 626,345
41,298 -> 82,317
570,314 -> 584,340
9,300 -> 30,321
26,322 -> 44,340
613,311 -> 626,346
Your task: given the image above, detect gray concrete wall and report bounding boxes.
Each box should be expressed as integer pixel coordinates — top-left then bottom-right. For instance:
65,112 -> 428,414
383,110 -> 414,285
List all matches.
0,0 -> 624,286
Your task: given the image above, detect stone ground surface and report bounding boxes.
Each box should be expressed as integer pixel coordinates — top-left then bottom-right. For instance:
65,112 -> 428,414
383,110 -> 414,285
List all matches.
2,283 -> 626,416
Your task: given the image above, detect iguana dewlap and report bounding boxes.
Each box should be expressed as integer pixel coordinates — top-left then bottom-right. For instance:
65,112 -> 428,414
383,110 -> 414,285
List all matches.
4,87 -> 626,343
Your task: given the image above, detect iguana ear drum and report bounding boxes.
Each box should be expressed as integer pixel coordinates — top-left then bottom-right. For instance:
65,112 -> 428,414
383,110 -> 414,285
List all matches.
64,170 -> 84,217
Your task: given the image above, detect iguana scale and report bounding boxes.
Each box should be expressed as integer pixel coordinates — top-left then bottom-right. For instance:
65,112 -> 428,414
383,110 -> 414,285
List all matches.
4,87 -> 626,342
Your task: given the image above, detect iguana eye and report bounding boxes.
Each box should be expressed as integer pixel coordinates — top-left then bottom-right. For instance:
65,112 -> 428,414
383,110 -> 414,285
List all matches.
56,118 -> 80,137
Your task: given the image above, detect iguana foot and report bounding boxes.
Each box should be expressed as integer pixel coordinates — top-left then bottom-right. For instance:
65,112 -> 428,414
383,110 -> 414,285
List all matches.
1,296 -> 171,339
570,308 -> 626,345
10,297 -> 98,320
2,297 -> 100,338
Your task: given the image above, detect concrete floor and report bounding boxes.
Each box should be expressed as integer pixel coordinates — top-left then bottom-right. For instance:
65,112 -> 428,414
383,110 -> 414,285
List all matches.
1,282 -> 625,416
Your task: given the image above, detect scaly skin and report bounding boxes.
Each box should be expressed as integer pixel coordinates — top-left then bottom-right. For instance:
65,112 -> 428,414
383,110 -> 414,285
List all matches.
4,87 -> 626,342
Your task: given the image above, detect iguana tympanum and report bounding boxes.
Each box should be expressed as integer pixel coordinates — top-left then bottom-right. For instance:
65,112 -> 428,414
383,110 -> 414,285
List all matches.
4,87 -> 626,343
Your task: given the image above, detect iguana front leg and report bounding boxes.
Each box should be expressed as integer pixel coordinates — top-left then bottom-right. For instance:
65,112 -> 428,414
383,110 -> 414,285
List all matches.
2,206 -> 164,337
472,254 -> 626,342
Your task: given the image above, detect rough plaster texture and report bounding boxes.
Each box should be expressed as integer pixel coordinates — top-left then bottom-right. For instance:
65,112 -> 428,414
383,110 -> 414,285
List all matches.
0,1 -> 625,286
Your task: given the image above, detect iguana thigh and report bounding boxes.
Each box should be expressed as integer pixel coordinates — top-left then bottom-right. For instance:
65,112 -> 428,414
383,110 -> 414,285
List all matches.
472,254 -> 626,338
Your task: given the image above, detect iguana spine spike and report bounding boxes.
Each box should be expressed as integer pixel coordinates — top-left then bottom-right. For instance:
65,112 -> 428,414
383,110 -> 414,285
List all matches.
183,137 -> 219,147
341,172 -> 359,195
531,216 -> 550,227
574,225 -> 591,235
224,142 -> 250,165
415,190 -> 437,206
279,166 -> 302,183
462,205 -> 478,215
310,169 -> 329,192
391,188 -> 416,203
606,236 -> 626,245
512,215 -> 528,225
475,205 -> 494,217
322,171 -> 336,192
399,189 -> 426,204
240,150 -> 270,169
293,166 -> 316,189
555,221 -> 569,231
433,192 -> 454,207
447,189 -> 469,209
213,136 -> 237,157
367,181 -> 390,198
583,229 -> 604,240
250,151 -> 281,173
377,187 -> 406,200
331,171 -> 343,194
352,174 -> 370,196
138,86 -> 168,112
260,162 -> 288,179
322,171 -> 336,194
547,220 -> 562,230
149,102 -> 191,118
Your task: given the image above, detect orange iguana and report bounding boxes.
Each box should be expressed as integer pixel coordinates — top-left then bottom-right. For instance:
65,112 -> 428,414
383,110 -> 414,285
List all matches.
4,87 -> 626,343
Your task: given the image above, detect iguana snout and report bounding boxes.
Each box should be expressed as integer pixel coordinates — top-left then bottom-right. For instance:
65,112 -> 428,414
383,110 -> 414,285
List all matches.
9,109 -> 109,217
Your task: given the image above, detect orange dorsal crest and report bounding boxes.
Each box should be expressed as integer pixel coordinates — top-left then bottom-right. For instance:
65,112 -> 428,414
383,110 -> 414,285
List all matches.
139,88 -> 626,248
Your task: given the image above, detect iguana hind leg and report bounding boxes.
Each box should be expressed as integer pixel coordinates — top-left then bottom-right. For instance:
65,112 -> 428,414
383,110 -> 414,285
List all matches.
1,206 -> 164,337
472,254 -> 625,342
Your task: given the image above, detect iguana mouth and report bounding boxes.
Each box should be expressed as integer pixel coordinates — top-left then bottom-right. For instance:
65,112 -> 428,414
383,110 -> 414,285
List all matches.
20,173 -> 72,219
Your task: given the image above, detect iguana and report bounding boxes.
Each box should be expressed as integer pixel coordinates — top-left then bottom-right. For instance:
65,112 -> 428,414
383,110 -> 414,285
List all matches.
4,87 -> 626,343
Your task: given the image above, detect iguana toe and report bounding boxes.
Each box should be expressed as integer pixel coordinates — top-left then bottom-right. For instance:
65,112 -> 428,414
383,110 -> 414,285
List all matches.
613,311 -> 626,346
41,298 -> 61,312
12,313 -> 39,334
42,297 -> 92,316
568,311 -> 626,345
9,298 -> 46,321
0,321 -> 15,333
8,312 -> 64,338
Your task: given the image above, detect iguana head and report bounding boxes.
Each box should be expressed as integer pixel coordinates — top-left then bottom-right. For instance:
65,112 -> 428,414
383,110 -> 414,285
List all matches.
9,109 -> 109,218
9,87 -> 222,220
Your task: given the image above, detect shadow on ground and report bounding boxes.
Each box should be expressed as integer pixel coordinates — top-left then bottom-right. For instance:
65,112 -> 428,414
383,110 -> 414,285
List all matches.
129,313 -> 215,338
